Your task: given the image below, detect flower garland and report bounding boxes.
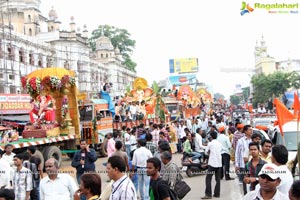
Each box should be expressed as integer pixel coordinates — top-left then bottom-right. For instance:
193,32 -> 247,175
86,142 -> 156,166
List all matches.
23,77 -> 41,96
61,96 -> 69,119
21,75 -> 76,96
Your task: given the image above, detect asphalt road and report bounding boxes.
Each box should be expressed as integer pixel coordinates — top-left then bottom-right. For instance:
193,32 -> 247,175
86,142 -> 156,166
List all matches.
59,153 -> 244,200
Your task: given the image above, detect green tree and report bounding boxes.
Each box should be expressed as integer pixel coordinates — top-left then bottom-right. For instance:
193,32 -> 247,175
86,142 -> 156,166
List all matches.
251,71 -> 293,107
289,71 -> 300,90
230,95 -> 241,105
242,87 -> 250,102
214,93 -> 225,101
89,25 -> 137,71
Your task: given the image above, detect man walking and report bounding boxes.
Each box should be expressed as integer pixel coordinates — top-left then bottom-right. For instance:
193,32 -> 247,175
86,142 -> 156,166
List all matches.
217,126 -> 234,180
147,157 -> 172,200
132,139 -> 153,200
71,139 -> 98,184
201,131 -> 222,199
13,154 -> 33,200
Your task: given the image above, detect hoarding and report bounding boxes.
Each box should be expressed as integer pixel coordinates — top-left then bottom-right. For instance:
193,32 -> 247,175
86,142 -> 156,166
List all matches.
0,94 -> 31,114
169,58 -> 198,74
168,74 -> 197,86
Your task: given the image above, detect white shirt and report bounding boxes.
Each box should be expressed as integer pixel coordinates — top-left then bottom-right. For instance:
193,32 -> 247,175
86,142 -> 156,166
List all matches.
277,165 -> 294,196
0,158 -> 11,188
110,175 -> 137,200
130,105 -> 137,115
132,146 -> 152,168
201,119 -> 208,131
130,135 -> 137,151
124,132 -> 131,145
194,133 -> 206,153
178,125 -> 186,139
2,152 -> 15,167
257,107 -> 266,114
217,134 -> 232,155
206,139 -> 222,168
13,166 -> 33,200
243,189 -> 288,200
3,152 -> 16,181
40,174 -> 78,200
235,136 -> 252,168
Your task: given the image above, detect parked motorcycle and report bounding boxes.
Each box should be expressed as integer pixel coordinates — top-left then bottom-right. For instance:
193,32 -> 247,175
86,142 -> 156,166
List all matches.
182,157 -> 208,177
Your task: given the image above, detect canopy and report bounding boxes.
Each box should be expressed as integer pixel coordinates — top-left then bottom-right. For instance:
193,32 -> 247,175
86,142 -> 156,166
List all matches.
26,67 -> 75,79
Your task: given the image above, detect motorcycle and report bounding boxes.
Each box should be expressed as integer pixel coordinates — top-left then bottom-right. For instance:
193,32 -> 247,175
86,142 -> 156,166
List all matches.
181,154 -> 208,177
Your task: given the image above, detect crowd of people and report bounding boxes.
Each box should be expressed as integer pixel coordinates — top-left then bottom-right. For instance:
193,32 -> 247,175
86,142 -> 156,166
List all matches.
2,111 -> 300,200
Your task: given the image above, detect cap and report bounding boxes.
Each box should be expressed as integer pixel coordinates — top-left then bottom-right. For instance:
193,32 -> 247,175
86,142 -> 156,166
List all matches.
258,163 -> 280,180
237,124 -> 244,129
218,126 -> 225,133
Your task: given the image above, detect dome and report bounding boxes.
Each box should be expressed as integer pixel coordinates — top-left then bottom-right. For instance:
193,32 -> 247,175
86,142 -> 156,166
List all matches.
96,35 -> 114,51
48,6 -> 58,20
115,46 -> 120,54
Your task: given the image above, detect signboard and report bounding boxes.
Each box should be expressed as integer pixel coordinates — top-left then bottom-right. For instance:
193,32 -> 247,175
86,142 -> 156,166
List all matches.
168,74 -> 197,86
0,94 -> 31,114
169,58 -> 198,74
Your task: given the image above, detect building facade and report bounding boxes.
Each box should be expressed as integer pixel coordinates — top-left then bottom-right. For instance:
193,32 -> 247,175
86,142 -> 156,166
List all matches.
0,0 -> 136,96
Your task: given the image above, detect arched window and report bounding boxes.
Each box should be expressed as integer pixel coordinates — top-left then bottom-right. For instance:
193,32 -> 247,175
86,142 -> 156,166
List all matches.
38,54 -> 43,67
28,15 -> 31,22
29,28 -> 32,36
19,49 -> 24,63
106,53 -> 108,58
29,52 -> 34,65
7,46 -> 14,60
51,26 -> 54,31
101,53 -> 103,58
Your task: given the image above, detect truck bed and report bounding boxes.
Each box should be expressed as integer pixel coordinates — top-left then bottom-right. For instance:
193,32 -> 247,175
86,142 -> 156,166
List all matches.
0,135 -> 75,151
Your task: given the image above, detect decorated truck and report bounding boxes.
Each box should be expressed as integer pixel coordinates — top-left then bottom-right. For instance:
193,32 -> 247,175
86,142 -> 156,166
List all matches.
0,68 -> 113,169
113,77 -> 171,129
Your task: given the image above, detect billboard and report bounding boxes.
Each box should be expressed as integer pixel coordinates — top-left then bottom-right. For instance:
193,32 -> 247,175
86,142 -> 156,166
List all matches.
0,94 -> 31,114
168,74 -> 197,86
169,58 -> 198,74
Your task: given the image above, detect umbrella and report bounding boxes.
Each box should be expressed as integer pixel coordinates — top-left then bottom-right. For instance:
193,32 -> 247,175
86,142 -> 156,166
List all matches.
26,67 -> 75,79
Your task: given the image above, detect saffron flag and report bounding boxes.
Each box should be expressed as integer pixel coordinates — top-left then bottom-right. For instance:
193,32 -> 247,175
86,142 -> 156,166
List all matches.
274,98 -> 295,136
294,91 -> 300,118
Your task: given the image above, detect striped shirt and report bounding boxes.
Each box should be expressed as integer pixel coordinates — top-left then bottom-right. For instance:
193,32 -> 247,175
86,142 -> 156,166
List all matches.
235,136 -> 252,168
110,175 -> 137,200
13,166 -> 33,200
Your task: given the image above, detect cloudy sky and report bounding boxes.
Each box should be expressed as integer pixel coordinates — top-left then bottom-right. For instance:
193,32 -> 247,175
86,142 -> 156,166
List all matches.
40,0 -> 300,98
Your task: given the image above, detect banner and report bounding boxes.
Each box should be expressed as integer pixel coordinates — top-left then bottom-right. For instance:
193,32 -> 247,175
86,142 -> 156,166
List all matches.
168,74 -> 197,86
0,94 -> 31,114
169,58 -> 198,74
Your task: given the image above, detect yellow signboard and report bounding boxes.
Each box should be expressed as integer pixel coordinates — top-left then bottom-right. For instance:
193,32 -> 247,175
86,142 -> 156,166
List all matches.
169,58 -> 198,74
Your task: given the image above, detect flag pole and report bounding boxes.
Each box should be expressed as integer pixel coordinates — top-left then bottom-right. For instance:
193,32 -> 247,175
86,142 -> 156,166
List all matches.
297,115 -> 300,180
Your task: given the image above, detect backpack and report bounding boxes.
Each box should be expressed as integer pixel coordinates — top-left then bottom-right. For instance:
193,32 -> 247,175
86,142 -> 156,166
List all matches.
24,161 -> 39,182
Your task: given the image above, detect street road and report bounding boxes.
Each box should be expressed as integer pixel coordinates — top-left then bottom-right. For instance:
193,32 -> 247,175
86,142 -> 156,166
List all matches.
59,153 -> 243,200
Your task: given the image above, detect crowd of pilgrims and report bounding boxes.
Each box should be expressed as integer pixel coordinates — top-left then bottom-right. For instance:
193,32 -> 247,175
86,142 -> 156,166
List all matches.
1,111 -> 300,200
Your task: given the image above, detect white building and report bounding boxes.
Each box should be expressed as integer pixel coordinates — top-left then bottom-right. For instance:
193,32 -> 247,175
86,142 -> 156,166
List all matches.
0,0 -> 136,96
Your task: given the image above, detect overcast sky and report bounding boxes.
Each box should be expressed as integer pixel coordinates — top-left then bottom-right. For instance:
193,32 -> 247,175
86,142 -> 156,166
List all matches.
40,0 -> 300,98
